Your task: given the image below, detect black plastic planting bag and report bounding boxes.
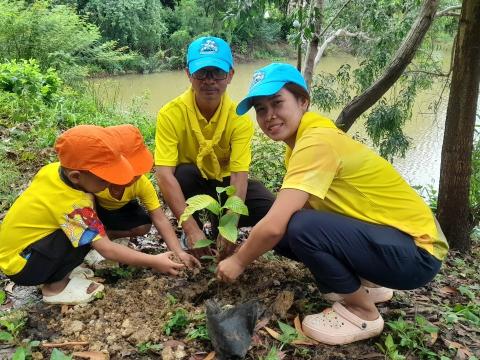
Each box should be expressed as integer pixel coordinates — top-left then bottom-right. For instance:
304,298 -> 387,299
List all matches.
205,300 -> 259,360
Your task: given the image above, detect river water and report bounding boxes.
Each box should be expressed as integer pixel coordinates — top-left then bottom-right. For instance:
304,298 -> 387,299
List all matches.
92,55 -> 476,189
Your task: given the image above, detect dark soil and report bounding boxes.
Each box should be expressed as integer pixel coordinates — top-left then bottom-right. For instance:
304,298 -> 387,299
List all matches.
1,230 -> 479,360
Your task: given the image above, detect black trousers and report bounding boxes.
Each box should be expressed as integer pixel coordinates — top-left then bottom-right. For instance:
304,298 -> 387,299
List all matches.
274,209 -> 442,294
174,164 -> 275,229
95,199 -> 151,231
9,229 -> 91,286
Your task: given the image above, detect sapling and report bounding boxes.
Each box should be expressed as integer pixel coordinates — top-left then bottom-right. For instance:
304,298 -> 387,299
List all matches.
179,185 -> 249,261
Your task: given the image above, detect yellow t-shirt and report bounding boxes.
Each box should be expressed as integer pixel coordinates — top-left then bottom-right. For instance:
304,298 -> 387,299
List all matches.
155,87 -> 254,179
95,175 -> 161,211
0,163 -> 106,275
282,112 -> 449,261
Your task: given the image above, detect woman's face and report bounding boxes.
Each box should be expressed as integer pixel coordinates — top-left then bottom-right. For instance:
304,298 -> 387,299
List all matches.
253,87 -> 308,146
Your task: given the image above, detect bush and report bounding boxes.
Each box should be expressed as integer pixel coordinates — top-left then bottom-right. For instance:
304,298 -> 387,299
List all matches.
0,0 -> 133,79
250,131 -> 286,193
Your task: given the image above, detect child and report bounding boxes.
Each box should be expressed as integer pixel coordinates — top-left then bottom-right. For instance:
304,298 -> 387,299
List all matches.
216,63 -> 448,345
0,125 -> 184,305
94,124 -> 200,268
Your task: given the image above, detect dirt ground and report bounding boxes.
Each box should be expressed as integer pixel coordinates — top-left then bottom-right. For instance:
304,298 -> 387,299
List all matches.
1,228 -> 479,360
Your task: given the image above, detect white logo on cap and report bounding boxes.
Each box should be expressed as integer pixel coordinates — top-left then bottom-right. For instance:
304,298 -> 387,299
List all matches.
200,40 -> 218,54
250,71 -> 265,88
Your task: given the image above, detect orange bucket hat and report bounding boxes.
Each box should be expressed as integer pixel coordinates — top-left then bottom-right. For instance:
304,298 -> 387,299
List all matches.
55,125 -> 135,185
106,124 -> 153,176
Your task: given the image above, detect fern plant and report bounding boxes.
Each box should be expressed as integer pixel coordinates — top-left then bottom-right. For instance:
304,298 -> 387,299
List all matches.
179,185 -> 249,257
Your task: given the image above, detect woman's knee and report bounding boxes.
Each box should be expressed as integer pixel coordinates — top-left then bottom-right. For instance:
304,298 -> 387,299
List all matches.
285,210 -> 330,250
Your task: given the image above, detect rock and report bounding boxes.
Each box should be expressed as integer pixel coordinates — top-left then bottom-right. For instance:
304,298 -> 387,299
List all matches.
272,290 -> 295,318
64,320 -> 85,335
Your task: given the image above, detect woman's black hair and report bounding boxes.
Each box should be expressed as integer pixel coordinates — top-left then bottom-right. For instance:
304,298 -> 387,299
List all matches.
284,83 -> 310,106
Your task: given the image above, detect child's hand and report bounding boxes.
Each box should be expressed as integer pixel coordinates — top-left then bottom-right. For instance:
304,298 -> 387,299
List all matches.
176,251 -> 201,269
152,252 -> 185,275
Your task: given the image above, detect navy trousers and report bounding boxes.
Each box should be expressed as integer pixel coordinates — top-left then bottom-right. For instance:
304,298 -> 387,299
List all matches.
274,210 -> 442,294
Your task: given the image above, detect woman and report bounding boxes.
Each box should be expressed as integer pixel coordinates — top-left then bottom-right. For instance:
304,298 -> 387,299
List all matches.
216,63 -> 448,345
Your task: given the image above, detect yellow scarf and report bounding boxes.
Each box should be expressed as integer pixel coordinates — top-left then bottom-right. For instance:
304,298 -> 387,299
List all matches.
285,112 -> 338,165
181,87 -> 232,180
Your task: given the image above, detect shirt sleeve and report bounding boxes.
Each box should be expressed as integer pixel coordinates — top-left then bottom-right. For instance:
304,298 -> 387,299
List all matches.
281,132 -> 340,199
229,114 -> 254,172
62,195 -> 106,247
155,109 -> 180,166
135,175 -> 161,211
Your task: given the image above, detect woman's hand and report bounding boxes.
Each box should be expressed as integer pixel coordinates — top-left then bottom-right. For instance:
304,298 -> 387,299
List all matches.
216,254 -> 246,283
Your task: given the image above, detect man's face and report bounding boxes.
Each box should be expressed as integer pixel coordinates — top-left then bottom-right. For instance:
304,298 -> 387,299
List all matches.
187,66 -> 234,104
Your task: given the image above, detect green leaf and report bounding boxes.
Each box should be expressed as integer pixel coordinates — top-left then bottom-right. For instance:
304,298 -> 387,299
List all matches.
222,196 -> 249,215
179,195 -> 220,225
216,185 -> 236,196
265,346 -> 280,360
0,331 -> 13,342
277,321 -> 299,344
200,255 -> 216,261
218,214 -> 238,243
0,290 -> 5,304
12,347 -> 26,360
50,348 -> 73,360
193,238 -> 214,249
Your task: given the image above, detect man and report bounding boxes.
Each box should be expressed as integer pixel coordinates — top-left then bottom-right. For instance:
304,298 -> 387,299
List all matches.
154,36 -> 274,255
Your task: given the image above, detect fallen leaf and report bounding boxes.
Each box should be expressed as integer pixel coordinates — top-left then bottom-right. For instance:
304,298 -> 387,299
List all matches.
72,351 -> 108,360
439,286 -> 458,295
264,326 -> 281,341
444,339 -> 473,360
204,352 -> 215,360
4,282 -> 15,294
42,341 -> 88,348
254,317 -> 271,332
427,331 -> 438,346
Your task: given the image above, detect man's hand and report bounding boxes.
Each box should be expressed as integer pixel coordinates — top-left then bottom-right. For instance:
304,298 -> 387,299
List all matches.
186,228 -> 213,259
151,252 -> 185,275
176,250 -> 201,269
216,254 -> 246,283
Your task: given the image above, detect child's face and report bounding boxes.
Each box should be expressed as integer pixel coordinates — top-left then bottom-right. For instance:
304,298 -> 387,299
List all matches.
253,87 -> 308,146
68,170 -> 109,193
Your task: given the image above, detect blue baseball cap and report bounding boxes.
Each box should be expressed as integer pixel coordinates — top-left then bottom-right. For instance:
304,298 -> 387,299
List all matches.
187,36 -> 234,74
236,63 -> 308,115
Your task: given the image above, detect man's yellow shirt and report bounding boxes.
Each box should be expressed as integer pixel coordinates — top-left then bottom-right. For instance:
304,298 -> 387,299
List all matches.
155,87 -> 254,179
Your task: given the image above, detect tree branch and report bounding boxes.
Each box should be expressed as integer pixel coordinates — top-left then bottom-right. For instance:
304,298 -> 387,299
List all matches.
335,0 -> 440,132
436,5 -> 461,17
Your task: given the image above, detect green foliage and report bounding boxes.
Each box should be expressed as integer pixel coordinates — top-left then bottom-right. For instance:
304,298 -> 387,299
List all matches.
261,346 -> 281,360
470,125 -> 480,224
50,348 -> 73,360
250,131 -> 286,193
0,0 -> 133,78
0,310 -> 28,342
163,308 -> 189,335
10,339 -> 41,360
81,0 -> 168,57
186,324 -> 209,341
179,185 -> 249,244
136,342 -> 163,354
309,0 -> 449,160
0,151 -> 22,212
379,316 -> 441,359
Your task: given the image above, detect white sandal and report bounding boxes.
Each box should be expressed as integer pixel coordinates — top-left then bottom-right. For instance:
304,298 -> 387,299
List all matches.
43,277 -> 104,305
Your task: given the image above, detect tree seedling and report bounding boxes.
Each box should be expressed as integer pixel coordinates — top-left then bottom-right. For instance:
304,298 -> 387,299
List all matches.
179,185 -> 249,261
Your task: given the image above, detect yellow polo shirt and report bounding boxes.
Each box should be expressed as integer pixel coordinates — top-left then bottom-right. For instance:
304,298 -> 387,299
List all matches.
282,112 -> 449,260
95,175 -> 161,211
0,163 -> 105,275
155,87 -> 254,179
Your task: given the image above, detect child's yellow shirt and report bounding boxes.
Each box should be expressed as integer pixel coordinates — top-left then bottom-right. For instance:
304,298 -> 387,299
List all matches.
282,112 -> 449,261
0,163 -> 105,275
95,175 -> 160,211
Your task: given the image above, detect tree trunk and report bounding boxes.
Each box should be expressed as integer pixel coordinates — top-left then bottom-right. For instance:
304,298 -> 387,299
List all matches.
436,0 -> 480,253
302,0 -> 323,90
335,0 -> 439,132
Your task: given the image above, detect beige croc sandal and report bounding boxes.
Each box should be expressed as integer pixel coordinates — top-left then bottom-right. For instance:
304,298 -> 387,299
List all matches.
302,302 -> 384,345
323,286 -> 393,304
43,277 -> 104,305
69,265 -> 94,279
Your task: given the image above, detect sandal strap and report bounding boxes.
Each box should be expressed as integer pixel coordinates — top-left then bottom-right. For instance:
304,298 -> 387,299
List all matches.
332,302 -> 368,330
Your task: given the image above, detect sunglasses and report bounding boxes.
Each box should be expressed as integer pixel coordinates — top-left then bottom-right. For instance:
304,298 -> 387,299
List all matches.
191,68 -> 228,80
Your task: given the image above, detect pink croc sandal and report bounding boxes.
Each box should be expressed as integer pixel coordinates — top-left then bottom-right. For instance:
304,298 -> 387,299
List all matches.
302,302 -> 384,345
